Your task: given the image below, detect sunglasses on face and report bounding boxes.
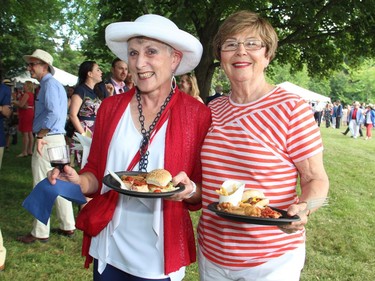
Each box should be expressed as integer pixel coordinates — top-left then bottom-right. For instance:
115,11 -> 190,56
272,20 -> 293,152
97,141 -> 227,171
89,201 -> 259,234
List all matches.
26,62 -> 45,67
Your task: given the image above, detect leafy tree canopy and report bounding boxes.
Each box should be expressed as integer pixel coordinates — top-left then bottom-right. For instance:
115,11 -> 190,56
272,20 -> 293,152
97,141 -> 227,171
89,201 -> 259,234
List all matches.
0,0 -> 97,77
82,0 -> 375,98
1,0 -> 374,102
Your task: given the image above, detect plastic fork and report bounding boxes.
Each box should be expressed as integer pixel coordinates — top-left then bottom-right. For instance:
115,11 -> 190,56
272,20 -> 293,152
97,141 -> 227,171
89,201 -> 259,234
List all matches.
108,170 -> 129,190
299,197 -> 329,215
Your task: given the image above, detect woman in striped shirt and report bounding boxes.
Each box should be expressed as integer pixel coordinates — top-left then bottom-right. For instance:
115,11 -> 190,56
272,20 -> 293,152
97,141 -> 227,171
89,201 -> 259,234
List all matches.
198,10 -> 329,281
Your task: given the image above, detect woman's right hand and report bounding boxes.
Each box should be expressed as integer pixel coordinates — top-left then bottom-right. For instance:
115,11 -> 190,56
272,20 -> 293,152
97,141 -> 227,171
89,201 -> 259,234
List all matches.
48,165 -> 81,186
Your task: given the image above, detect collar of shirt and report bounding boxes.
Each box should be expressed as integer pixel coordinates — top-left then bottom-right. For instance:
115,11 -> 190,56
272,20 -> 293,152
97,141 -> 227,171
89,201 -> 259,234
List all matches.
111,79 -> 125,94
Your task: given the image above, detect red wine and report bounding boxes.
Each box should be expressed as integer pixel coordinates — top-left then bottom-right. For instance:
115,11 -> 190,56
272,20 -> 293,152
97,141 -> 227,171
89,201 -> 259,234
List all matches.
50,160 -> 70,171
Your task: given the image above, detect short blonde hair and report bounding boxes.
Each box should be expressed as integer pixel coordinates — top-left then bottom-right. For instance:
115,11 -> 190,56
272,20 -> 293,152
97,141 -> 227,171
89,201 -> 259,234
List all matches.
213,10 -> 278,62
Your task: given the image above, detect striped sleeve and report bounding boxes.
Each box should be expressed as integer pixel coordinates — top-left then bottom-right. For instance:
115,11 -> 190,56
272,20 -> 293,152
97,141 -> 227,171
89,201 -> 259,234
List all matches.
287,99 -> 323,163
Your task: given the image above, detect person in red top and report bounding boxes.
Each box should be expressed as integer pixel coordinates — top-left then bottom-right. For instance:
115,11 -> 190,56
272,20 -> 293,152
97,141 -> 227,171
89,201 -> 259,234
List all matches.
13,81 -> 35,157
197,10 -> 329,281
49,14 -> 211,281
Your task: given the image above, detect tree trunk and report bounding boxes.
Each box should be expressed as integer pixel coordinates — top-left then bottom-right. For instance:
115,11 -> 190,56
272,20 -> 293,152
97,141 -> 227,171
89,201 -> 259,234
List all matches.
193,15 -> 221,102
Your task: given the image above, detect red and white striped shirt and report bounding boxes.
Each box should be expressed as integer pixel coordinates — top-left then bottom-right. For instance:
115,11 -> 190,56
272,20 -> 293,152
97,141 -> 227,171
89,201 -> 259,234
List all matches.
198,86 -> 323,268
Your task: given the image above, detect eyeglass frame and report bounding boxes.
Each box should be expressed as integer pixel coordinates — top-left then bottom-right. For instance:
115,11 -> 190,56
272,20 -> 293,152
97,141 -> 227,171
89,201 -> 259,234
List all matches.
220,39 -> 265,52
26,62 -> 45,67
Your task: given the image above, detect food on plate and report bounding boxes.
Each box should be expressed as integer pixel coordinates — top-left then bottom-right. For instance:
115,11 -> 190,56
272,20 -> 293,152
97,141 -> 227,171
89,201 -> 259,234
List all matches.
216,180 -> 245,206
146,169 -> 175,192
216,180 -> 244,196
120,169 -> 177,193
217,188 -> 282,219
217,202 -> 262,217
121,175 -> 148,191
241,189 -> 270,208
243,204 -> 262,217
260,206 -> 283,219
216,185 -> 238,196
217,201 -> 282,219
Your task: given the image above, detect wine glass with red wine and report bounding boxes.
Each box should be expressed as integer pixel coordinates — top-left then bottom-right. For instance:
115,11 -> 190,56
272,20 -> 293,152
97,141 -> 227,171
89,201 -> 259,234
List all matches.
47,145 -> 70,172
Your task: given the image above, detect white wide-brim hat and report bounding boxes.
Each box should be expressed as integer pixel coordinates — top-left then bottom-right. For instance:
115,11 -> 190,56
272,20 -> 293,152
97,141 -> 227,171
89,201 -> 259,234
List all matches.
23,49 -> 55,75
105,14 -> 203,76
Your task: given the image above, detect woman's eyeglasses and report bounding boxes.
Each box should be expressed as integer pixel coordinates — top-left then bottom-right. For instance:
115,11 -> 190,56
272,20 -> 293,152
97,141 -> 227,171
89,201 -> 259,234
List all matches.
221,39 -> 265,52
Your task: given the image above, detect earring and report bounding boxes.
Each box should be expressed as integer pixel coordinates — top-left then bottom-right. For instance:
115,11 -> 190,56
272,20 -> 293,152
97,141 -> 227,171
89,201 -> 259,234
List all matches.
171,75 -> 177,92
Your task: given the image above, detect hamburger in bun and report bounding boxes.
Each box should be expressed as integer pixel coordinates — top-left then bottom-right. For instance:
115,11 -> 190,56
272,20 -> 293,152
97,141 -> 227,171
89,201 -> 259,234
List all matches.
146,169 -> 174,192
241,189 -> 269,208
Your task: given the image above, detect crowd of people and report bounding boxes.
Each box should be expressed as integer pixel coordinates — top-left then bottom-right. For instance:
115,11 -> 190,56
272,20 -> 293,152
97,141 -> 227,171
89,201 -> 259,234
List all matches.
312,100 -> 375,140
12,8 -> 375,281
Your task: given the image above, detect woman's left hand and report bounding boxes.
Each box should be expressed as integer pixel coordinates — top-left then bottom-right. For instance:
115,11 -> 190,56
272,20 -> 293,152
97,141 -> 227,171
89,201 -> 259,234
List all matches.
279,151 -> 329,234
278,202 -> 309,234
168,171 -> 199,202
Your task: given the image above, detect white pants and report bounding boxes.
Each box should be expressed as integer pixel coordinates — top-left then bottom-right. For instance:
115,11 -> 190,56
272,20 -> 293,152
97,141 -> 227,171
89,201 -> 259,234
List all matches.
0,229 -> 6,267
198,245 -> 305,281
331,117 -> 336,128
30,135 -> 75,238
349,119 -> 360,138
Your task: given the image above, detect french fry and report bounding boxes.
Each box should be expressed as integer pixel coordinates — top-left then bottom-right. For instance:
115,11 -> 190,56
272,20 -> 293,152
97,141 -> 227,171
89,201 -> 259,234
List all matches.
215,187 -> 229,196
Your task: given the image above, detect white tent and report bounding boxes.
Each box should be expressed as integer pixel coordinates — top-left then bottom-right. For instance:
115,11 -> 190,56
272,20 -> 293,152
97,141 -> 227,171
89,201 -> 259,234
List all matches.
12,67 -> 78,87
278,81 -> 331,103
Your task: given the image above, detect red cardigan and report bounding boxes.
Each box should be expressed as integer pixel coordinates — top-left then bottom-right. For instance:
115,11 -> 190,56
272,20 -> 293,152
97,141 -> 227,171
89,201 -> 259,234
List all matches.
75,87 -> 211,274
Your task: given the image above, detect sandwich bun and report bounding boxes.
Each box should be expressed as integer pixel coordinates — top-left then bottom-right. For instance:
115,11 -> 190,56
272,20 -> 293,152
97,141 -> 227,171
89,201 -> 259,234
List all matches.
146,169 -> 172,188
241,189 -> 269,208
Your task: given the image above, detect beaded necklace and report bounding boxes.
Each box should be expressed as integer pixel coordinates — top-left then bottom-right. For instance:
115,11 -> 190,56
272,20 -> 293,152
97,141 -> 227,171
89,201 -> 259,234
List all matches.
136,88 -> 173,171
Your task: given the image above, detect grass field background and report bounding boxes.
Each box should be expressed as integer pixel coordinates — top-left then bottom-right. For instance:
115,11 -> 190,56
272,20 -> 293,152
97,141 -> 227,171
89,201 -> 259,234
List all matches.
0,126 -> 374,280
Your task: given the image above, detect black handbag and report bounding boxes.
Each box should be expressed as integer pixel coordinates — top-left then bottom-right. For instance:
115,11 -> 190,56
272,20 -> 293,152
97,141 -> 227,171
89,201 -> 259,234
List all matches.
65,119 -> 75,138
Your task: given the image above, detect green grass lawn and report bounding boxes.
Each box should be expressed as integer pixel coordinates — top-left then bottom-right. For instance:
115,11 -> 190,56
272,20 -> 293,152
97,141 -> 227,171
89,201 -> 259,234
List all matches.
1,126 -> 374,280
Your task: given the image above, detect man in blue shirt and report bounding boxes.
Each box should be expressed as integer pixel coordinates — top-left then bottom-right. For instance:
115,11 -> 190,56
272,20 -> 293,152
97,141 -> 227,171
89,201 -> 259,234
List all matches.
0,77 -> 12,170
0,63 -> 12,272
18,49 -> 75,244
0,69 -> 12,271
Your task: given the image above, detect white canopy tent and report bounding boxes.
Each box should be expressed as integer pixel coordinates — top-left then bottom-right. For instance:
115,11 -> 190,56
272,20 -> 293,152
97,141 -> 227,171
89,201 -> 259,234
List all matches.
278,81 -> 331,103
12,67 -> 78,87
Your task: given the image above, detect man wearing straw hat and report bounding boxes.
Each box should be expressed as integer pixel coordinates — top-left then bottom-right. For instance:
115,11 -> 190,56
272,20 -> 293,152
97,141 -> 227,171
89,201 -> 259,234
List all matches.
17,49 -> 75,244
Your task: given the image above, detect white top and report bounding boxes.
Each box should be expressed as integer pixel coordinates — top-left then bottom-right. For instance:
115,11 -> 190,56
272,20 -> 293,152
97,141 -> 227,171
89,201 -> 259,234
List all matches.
89,106 -> 184,280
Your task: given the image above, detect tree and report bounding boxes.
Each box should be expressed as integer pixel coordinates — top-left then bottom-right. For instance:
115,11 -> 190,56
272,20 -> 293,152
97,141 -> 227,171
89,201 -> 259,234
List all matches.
82,0 -> 375,100
329,59 -> 375,105
0,0 -> 98,77
0,0 -> 65,75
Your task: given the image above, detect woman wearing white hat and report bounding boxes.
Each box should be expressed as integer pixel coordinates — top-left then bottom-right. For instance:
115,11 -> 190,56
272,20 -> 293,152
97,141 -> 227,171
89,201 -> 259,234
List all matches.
49,14 -> 211,280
